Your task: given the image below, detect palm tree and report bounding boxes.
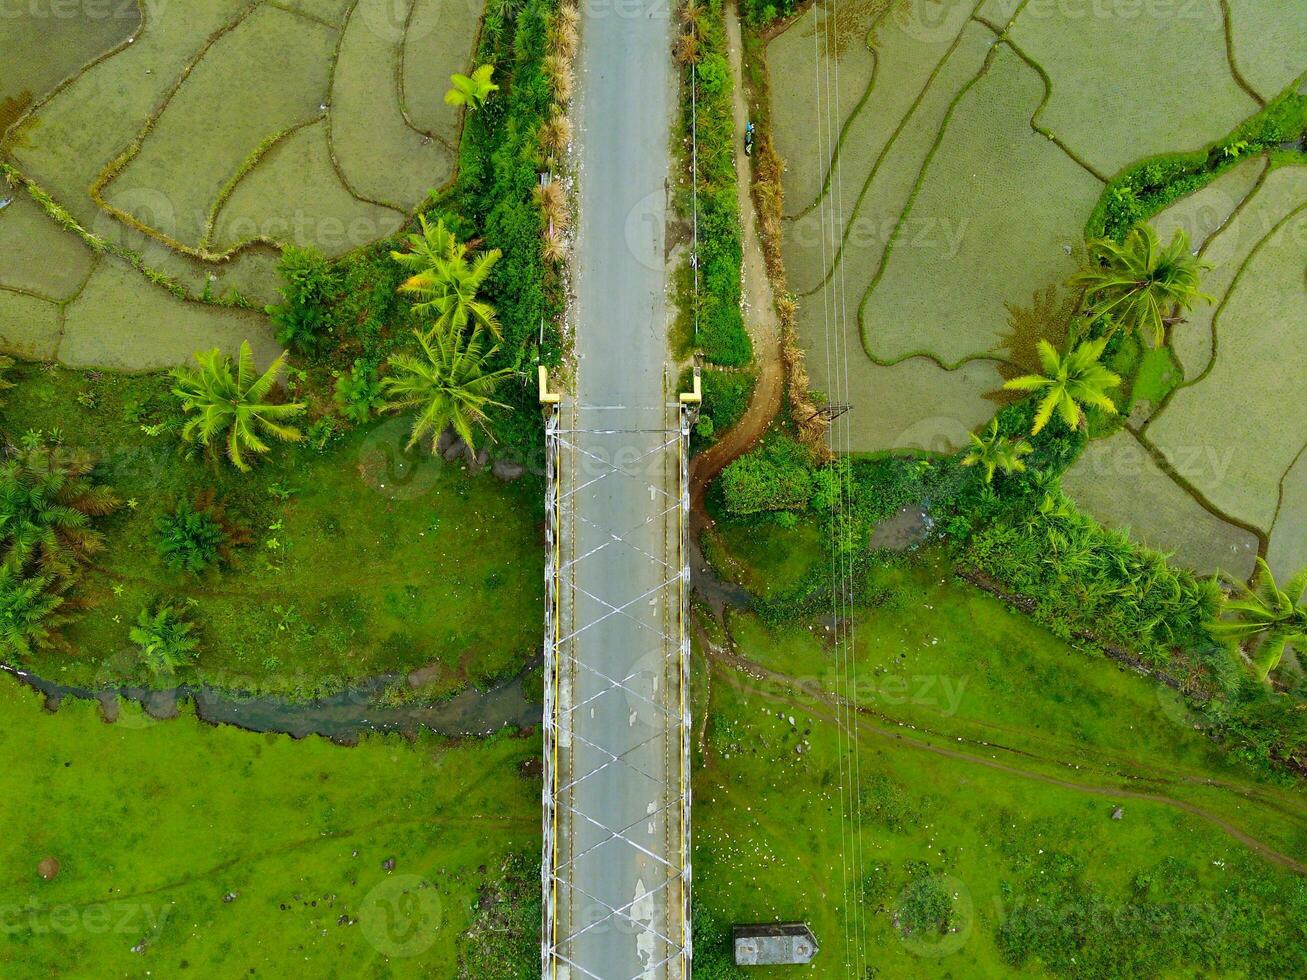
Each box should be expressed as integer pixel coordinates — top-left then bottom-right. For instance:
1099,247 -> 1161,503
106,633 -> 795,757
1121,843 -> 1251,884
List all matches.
0,445 -> 119,579
444,65 -> 498,110
1003,337 -> 1122,435
393,226 -> 503,337
0,565 -> 68,658
1069,225 -> 1212,346
382,326 -> 513,453
1209,558 -> 1307,681
171,342 -> 306,472
961,419 -> 1033,483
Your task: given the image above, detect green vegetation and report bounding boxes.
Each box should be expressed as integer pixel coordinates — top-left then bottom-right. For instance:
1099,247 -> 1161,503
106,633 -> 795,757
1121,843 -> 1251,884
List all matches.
171,343 -> 306,472
392,216 -> 504,337
1070,226 -> 1211,346
960,418 -> 1031,483
0,364 -> 543,698
1003,337 -> 1121,435
1210,559 -> 1307,682
129,601 -> 200,676
0,675 -> 538,976
677,0 -> 752,367
693,368 -> 756,449
382,327 -> 512,453
445,65 -> 499,111
1088,89 -> 1307,240
695,557 -> 1307,976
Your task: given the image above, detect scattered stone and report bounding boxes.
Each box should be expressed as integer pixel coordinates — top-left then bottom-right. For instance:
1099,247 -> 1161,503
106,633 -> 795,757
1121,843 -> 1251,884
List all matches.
492,459 -> 526,481
37,857 -> 59,881
442,438 -> 466,462
130,942 -> 147,954
223,892 -> 237,903
1111,806 -> 1124,820
437,427 -> 457,454
382,857 -> 396,872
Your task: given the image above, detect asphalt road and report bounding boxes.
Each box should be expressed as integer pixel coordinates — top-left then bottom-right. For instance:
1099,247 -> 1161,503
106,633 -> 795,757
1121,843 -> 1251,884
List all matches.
556,4 -> 681,978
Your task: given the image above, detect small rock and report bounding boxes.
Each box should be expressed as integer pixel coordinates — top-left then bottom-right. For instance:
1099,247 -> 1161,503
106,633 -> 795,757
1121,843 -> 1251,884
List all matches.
472,447 -> 490,471
492,459 -> 526,481
442,438 -> 466,462
437,427 -> 457,453
130,942 -> 147,954
1111,806 -> 1124,820
223,892 -> 237,903
37,857 -> 60,881
382,857 -> 396,872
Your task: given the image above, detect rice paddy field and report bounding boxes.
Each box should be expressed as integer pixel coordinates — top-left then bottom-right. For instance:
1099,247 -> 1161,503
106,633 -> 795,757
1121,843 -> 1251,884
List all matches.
1,0 -> 481,367
763,0 -> 1307,582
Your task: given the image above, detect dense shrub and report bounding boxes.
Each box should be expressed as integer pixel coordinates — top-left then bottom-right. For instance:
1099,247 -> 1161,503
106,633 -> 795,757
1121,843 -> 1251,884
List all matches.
333,359 -> 385,424
738,0 -> 799,26
129,602 -> 200,676
264,247 -> 340,355
1089,89 -> 1307,240
680,0 -> 752,367
154,493 -> 245,575
719,434 -> 815,513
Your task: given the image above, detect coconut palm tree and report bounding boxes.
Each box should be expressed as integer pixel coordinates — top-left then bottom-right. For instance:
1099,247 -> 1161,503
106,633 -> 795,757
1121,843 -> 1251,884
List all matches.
444,64 -> 498,110
0,565 -> 68,658
961,419 -> 1033,483
0,445 -> 119,579
394,227 -> 503,337
382,326 -> 513,453
390,214 -> 457,280
1209,558 -> 1307,681
1003,337 -> 1122,435
1069,225 -> 1211,346
171,342 -> 306,472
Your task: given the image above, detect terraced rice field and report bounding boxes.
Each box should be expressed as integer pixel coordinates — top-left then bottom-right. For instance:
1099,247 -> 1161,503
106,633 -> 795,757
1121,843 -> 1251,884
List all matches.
766,0 -> 1298,455
0,0 -> 483,369
766,0 -> 1306,583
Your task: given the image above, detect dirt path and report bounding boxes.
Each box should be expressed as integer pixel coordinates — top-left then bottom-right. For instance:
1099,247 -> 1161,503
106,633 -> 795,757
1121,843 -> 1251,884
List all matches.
688,0 -> 784,519
706,645 -> 1307,876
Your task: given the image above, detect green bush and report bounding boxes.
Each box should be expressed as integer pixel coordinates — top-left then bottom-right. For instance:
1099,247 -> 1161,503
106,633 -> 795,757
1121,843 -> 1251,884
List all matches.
719,435 -> 815,513
129,602 -> 200,676
333,359 -> 385,424
1088,89 -> 1307,240
265,247 -> 340,355
680,0 -> 752,368
154,495 -> 241,575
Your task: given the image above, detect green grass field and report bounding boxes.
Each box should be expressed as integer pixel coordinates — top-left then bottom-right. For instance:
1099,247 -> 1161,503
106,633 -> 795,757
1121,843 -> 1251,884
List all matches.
0,674 -> 539,977
4,362 -> 543,699
694,548 -> 1307,977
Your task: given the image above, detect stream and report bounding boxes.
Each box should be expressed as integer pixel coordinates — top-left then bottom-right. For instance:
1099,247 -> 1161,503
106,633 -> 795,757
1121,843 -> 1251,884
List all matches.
2,664 -> 537,742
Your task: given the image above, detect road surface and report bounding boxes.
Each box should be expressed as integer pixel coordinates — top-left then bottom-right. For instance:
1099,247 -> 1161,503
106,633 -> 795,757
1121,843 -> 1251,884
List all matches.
546,4 -> 686,979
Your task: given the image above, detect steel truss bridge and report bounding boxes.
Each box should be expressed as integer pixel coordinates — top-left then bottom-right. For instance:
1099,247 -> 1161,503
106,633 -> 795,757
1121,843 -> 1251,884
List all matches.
540,379 -> 697,979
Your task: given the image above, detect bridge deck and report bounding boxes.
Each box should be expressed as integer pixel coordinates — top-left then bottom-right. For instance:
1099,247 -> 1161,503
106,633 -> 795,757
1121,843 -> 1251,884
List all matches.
543,406 -> 691,979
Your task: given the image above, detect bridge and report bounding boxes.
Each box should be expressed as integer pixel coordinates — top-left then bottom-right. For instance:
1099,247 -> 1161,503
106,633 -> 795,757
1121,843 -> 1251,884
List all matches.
538,7 -> 692,978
